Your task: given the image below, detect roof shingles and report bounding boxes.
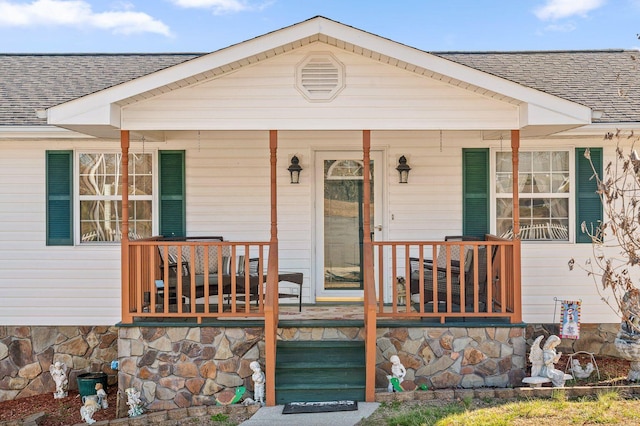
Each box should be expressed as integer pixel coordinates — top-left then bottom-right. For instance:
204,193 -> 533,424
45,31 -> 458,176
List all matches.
1,50 -> 638,127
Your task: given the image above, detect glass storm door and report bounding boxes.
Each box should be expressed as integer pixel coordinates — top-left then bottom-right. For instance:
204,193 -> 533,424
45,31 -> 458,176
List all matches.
315,151 -> 383,300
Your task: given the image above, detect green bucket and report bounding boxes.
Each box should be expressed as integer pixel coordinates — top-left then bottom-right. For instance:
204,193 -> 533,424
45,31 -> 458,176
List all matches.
76,372 -> 108,398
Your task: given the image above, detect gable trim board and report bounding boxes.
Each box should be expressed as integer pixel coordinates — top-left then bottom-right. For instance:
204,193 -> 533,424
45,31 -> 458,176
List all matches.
46,17 -> 591,137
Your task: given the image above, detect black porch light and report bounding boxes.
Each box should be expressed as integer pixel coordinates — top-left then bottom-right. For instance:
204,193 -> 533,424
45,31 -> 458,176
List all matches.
288,155 -> 303,184
396,155 -> 411,184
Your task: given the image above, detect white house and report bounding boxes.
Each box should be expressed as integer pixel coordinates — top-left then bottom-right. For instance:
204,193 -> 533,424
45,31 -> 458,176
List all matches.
1,17 -> 638,408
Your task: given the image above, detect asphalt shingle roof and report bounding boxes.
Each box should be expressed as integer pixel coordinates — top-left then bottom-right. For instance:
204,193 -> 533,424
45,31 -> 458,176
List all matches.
1,50 -> 638,127
0,53 -> 201,126
436,49 -> 640,124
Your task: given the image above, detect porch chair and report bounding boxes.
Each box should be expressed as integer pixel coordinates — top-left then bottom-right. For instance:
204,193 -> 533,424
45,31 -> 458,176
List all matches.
409,236 -> 488,312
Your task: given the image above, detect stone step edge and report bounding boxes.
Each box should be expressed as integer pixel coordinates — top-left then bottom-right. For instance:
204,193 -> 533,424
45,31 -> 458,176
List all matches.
4,387 -> 638,426
374,384 -> 640,402
0,402 -> 261,426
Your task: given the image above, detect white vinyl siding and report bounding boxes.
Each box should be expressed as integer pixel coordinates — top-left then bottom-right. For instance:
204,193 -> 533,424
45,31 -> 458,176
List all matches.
121,44 -> 519,131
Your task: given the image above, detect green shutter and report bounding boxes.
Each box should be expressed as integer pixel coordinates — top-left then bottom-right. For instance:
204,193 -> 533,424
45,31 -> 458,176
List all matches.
159,150 -> 185,237
576,148 -> 603,243
462,148 -> 489,239
46,151 -> 73,245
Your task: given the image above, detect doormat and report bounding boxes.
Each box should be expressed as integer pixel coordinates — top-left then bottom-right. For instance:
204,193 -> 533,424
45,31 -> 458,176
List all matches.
282,400 -> 358,414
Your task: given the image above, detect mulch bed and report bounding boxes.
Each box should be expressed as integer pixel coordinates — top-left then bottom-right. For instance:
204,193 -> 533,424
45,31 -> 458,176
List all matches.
0,356 -> 634,425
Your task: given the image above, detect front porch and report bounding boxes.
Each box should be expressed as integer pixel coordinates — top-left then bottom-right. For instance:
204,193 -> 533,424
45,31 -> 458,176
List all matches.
121,232 -> 523,406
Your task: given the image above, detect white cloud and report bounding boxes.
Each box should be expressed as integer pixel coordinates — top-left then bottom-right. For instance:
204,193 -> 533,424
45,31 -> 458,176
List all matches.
534,0 -> 606,21
0,0 -> 172,36
544,22 -> 577,32
169,0 -> 260,14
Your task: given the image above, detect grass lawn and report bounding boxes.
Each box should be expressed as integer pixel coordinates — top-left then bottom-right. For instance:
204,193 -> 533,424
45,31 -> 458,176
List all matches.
357,390 -> 640,425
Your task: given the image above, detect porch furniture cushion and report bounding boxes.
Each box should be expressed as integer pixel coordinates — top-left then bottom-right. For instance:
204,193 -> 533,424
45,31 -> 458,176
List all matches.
410,239 -> 488,309
193,244 -> 229,275
164,257 -> 304,311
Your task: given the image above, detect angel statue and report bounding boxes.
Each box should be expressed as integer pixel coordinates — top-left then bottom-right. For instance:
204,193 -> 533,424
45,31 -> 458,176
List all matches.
49,361 -> 68,399
529,334 -> 570,387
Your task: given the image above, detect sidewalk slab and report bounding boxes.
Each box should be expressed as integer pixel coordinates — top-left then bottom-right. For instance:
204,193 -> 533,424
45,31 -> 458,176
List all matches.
239,402 -> 380,426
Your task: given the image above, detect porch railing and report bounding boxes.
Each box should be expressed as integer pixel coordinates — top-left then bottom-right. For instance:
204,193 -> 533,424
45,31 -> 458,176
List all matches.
369,235 -> 521,324
122,237 -> 273,324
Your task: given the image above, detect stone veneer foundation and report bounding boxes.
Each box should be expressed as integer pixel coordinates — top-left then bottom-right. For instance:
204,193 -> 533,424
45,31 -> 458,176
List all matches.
0,326 -> 118,402
0,322 -> 624,408
117,325 -> 527,414
117,326 -> 265,417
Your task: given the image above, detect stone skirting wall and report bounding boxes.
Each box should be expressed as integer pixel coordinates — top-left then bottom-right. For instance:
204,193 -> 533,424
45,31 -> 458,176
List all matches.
0,326 -> 118,402
117,326 -> 264,417
275,325 -> 527,390
375,326 -> 527,389
526,323 -> 620,357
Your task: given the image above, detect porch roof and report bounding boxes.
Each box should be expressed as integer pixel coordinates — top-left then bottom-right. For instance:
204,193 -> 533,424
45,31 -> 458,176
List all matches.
2,17 -> 638,137
44,16 -> 591,138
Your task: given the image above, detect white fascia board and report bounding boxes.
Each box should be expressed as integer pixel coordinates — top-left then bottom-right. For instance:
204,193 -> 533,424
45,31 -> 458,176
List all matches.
520,103 -> 591,127
47,20 -> 336,127
554,122 -> 640,137
0,125 -> 91,139
314,18 -> 592,126
47,16 -> 592,129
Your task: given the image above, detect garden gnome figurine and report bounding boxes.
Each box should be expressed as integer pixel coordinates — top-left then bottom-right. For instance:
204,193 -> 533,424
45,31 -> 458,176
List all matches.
80,396 -> 100,425
49,361 -> 68,399
125,387 -> 144,417
387,355 -> 406,392
95,383 -> 108,409
250,361 -> 265,405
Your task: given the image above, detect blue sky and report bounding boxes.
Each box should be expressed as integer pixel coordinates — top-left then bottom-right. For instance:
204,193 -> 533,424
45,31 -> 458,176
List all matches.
0,0 -> 639,53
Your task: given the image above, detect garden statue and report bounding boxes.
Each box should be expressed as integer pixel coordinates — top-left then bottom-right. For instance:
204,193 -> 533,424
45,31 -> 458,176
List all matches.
387,355 -> 406,392
125,387 -> 144,417
250,361 -> 265,405
614,289 -> 640,380
80,395 -> 100,424
570,358 -> 595,379
95,383 -> 108,409
49,361 -> 68,399
527,335 -> 572,387
396,276 -> 407,305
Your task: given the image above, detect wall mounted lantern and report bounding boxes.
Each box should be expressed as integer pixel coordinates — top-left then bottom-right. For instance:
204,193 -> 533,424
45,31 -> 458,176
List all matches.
288,155 -> 303,184
396,155 -> 411,184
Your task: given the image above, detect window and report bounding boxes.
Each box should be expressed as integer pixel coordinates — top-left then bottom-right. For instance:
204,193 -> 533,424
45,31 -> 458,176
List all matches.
79,153 -> 153,242
495,150 -> 570,241
46,150 -> 185,246
461,147 -> 601,243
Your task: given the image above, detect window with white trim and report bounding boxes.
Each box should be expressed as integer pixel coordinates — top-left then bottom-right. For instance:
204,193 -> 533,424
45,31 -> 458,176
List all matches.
78,152 -> 153,243
495,150 -> 570,241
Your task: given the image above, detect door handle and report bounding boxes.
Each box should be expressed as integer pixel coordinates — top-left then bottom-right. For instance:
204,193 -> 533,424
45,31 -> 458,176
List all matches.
374,225 -> 382,231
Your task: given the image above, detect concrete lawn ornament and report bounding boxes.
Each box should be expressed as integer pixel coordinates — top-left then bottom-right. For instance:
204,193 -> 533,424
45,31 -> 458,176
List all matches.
80,395 -> 100,425
523,335 -> 572,387
570,358 -> 595,379
95,382 -> 108,409
49,361 -> 68,399
125,387 -> 144,417
387,355 -> 407,392
250,361 -> 266,406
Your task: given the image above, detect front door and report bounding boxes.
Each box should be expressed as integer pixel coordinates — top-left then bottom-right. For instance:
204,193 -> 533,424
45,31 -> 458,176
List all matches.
315,151 -> 383,301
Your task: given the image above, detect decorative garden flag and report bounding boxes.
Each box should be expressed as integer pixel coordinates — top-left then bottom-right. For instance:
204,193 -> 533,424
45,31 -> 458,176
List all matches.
560,300 -> 581,339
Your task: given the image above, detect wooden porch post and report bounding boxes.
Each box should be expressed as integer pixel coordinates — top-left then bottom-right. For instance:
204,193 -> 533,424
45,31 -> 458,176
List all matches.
362,130 -> 377,401
121,130 -> 132,323
511,130 -> 522,323
264,130 -> 279,406
362,137 -> 371,242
